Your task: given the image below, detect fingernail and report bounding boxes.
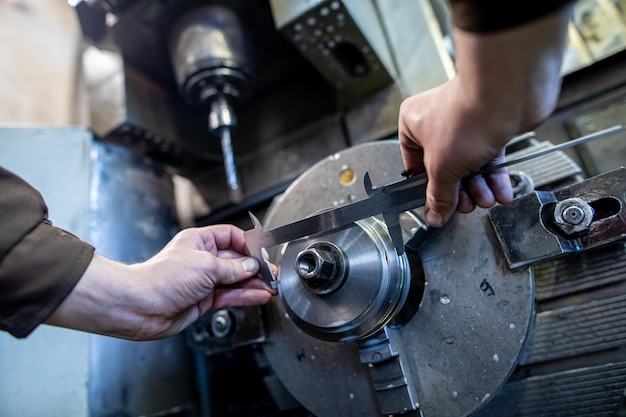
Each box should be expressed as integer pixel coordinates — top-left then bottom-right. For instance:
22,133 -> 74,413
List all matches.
426,210 -> 443,228
242,257 -> 258,273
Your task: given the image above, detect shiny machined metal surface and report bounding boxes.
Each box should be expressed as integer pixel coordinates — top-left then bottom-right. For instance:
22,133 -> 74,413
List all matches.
260,140 -> 534,417
279,217 -> 410,342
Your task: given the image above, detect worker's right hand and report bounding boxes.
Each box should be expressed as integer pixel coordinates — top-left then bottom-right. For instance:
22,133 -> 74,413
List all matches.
398,79 -> 514,228
398,3 -> 573,228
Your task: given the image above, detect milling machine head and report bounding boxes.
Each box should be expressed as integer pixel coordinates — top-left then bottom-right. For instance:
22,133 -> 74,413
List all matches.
169,4 -> 254,201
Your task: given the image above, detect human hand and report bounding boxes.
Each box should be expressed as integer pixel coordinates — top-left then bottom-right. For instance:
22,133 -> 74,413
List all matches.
46,224 -> 277,340
398,79 -> 514,228
398,5 -> 572,227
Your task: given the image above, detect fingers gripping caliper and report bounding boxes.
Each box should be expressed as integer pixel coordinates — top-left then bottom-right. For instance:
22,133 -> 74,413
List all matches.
244,125 -> 625,289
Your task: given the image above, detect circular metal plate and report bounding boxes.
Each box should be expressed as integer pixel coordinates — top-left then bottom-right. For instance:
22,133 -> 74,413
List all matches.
261,140 -> 533,417
279,217 -> 409,342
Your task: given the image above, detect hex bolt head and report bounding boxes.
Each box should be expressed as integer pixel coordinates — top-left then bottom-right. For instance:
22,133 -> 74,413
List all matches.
509,171 -> 535,197
553,197 -> 594,236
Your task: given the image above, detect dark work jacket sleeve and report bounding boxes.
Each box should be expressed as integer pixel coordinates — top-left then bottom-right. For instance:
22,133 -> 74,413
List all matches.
447,0 -> 575,33
0,167 -> 95,338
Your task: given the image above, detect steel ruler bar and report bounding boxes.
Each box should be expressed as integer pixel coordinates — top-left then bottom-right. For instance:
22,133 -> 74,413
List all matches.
248,173 -> 428,247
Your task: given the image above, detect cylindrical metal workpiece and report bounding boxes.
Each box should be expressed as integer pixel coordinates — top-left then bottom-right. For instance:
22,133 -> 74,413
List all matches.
278,217 -> 410,342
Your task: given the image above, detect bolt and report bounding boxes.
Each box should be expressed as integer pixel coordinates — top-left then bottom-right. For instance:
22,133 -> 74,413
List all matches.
562,205 -> 585,225
553,197 -> 594,236
509,171 -> 534,197
210,309 -> 233,338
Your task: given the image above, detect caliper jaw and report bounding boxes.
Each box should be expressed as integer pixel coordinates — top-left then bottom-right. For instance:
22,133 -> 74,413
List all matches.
489,167 -> 626,269
245,212 -> 278,289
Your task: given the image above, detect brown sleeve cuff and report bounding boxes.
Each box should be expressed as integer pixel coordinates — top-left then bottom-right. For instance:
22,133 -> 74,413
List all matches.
448,0 -> 575,33
0,221 -> 95,338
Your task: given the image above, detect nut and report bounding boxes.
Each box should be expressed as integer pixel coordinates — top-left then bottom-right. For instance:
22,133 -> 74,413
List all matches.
296,248 -> 337,281
553,198 -> 594,236
294,243 -> 347,295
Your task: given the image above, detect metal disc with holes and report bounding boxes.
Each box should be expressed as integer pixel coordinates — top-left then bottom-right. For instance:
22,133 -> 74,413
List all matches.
261,140 -> 533,417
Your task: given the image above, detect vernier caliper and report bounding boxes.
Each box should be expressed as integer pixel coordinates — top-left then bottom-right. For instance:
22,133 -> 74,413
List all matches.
245,125 -> 625,288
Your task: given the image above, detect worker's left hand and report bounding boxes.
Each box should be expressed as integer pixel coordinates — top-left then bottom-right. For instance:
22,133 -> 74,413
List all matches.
47,224 -> 277,341
130,224 -> 277,339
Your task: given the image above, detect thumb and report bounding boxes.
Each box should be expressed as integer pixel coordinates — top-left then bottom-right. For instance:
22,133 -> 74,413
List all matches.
424,176 -> 460,228
211,256 -> 259,286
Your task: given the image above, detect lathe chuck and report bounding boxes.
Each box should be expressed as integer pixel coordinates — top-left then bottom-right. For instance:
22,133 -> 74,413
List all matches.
261,140 -> 533,417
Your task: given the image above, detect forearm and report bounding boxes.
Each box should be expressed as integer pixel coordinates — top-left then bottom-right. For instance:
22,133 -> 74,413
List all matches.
452,3 -> 574,142
45,254 -> 152,340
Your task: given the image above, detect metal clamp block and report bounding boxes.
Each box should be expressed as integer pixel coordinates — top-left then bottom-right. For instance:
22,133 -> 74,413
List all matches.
489,167 -> 626,269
